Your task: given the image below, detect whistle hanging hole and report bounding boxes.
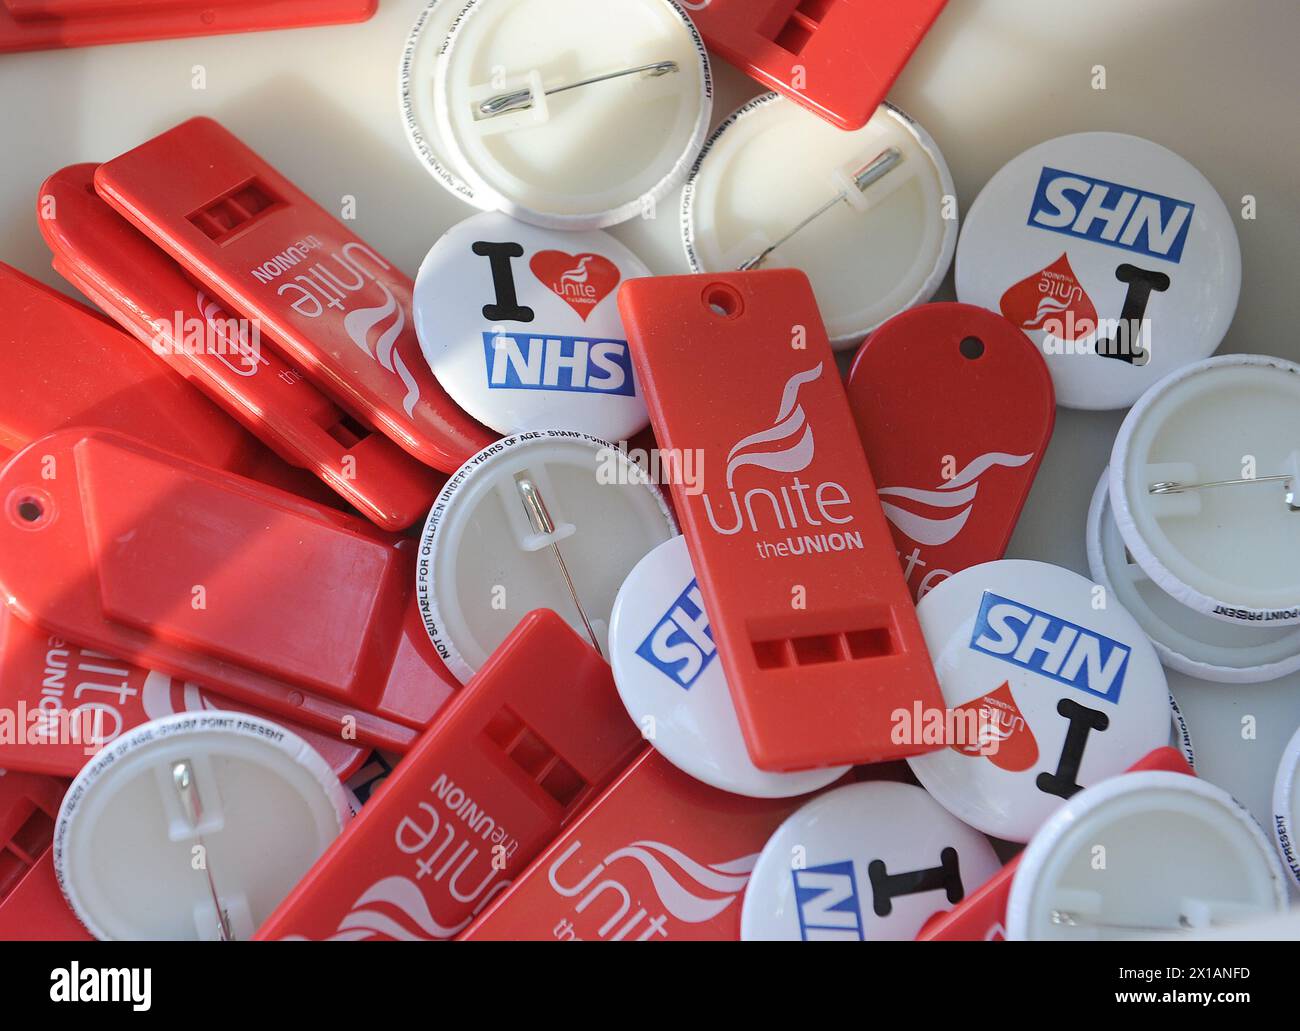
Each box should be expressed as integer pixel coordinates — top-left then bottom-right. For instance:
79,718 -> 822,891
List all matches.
705,284 -> 743,320
8,489 -> 53,530
959,336 -> 985,360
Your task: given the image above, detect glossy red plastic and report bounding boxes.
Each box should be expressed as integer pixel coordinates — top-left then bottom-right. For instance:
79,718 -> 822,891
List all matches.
684,0 -> 949,131
461,750 -> 840,941
619,270 -> 942,771
848,304 -> 1056,603
93,118 -> 496,474
39,164 -> 445,532
0,429 -> 459,752
0,770 -> 87,940
0,609 -> 367,780
255,611 -> 643,940
915,746 -> 1195,941
0,0 -> 375,54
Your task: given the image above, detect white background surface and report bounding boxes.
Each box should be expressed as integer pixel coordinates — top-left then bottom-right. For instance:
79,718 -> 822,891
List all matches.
1,0 -> 1298,889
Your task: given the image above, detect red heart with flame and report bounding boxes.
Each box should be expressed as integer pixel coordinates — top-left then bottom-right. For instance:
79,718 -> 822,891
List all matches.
529,251 -> 622,321
1000,253 -> 1098,342
949,682 -> 1039,772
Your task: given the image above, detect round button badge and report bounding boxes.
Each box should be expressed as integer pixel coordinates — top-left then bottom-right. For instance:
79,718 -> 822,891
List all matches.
414,211 -> 652,442
54,712 -> 350,941
1007,771 -> 1286,940
1088,466 -> 1300,682
417,431 -> 677,683
740,782 -> 1001,941
403,0 -> 713,229
610,536 -> 849,799
683,94 -> 956,349
907,559 -> 1170,843
1272,724 -> 1300,888
956,132 -> 1241,410
1110,354 -> 1300,628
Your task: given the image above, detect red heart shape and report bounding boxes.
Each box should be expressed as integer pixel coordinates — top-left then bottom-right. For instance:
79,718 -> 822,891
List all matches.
999,252 -> 1098,342
949,682 -> 1039,772
529,251 -> 622,322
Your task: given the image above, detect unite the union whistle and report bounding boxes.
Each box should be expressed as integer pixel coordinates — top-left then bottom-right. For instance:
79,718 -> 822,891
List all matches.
91,118 -> 496,477
683,0 -> 949,131
0,429 -> 461,753
619,270 -> 943,771
39,164 -> 446,531
255,611 -> 643,941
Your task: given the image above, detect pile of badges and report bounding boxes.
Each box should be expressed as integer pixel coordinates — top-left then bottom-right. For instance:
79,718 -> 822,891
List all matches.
0,0 -> 1295,943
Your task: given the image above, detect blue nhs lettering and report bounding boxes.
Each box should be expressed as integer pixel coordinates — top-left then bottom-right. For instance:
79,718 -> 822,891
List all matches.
635,579 -> 716,690
483,331 -> 635,396
793,862 -> 864,941
969,592 -> 1131,704
1027,167 -> 1195,263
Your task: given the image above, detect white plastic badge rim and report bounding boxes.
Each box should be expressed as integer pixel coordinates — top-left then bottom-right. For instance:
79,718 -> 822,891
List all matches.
1006,771 -> 1287,941
681,93 -> 957,350
399,0 -> 478,204
955,131 -> 1241,411
1272,724 -> 1300,887
429,0 -> 713,230
1168,691 -> 1195,770
609,536 -> 849,799
739,781 -> 1001,941
54,711 -> 350,941
417,430 -> 677,683
1109,354 -> 1300,627
413,211 -> 652,441
1087,466 -> 1300,682
906,559 -> 1170,843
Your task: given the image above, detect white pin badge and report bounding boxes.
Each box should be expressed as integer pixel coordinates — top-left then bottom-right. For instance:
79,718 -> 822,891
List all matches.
402,0 -> 713,229
906,559 -> 1170,843
1088,466 -> 1300,682
740,782 -> 1001,941
417,431 -> 677,682
956,132 -> 1241,410
1168,691 -> 1195,771
1007,771 -> 1287,940
682,94 -> 956,350
610,536 -> 849,799
414,211 -> 651,442
1110,354 -> 1300,628
1272,724 -> 1300,888
53,712 -> 350,941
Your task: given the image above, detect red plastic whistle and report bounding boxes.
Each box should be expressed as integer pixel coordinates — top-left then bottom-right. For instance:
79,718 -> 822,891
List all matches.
0,0 -> 376,54
92,118 -> 495,475
848,304 -> 1056,603
0,609 -> 367,781
619,270 -> 943,771
915,746 -> 1195,941
39,164 -> 445,532
0,770 -> 88,941
683,0 -> 949,131
0,429 -> 459,753
461,750 -> 842,941
255,611 -> 642,940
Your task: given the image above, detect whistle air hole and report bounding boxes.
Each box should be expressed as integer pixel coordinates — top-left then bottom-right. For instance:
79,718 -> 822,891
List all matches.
704,284 -> 744,320
959,336 -> 985,360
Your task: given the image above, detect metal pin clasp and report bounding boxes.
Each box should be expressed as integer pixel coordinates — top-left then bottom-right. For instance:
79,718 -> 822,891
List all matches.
517,479 -> 603,656
1149,474 -> 1299,511
1051,909 -> 1195,933
173,760 -> 234,941
478,60 -> 680,118
738,147 -> 904,272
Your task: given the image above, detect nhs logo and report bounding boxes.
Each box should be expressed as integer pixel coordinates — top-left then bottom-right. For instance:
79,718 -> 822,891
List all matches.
793,862 -> 864,941
1028,167 -> 1195,263
635,579 -> 716,690
969,592 -> 1132,704
483,332 -> 635,396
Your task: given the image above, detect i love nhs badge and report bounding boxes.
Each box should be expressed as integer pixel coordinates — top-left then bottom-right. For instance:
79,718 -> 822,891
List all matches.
955,133 -> 1240,411
413,210 -> 651,441
907,560 -> 1169,843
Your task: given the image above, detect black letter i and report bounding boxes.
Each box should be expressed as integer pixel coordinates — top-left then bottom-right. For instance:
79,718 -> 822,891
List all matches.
472,241 -> 534,323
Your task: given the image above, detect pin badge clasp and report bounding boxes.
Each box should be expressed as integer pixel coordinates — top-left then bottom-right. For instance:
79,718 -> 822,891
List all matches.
173,759 -> 234,941
478,60 -> 681,118
1149,473 -> 1299,511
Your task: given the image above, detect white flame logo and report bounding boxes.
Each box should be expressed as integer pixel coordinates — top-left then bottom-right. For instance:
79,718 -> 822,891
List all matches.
725,364 -> 824,488
141,671 -> 218,719
279,875 -> 470,941
603,841 -> 757,922
878,452 -> 1035,546
343,282 -> 421,419
197,289 -> 266,377
560,256 -> 595,285
1021,295 -> 1072,331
